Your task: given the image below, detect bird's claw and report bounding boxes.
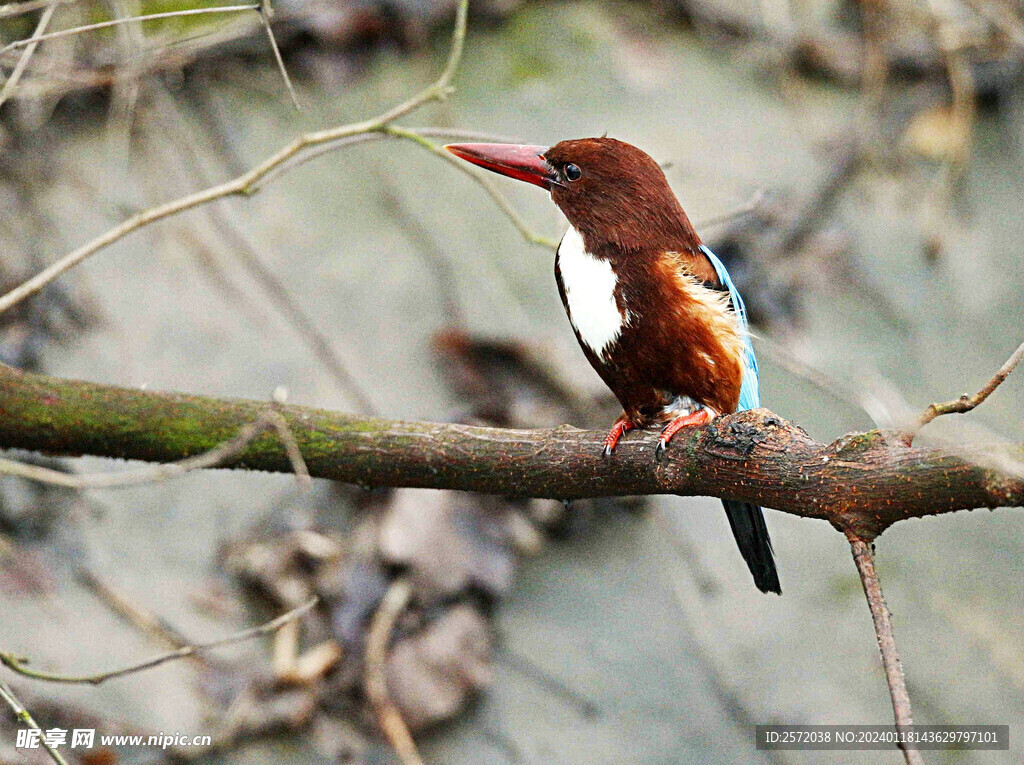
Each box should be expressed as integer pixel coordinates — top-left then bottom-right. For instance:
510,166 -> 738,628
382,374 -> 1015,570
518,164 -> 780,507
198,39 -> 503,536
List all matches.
601,415 -> 635,458
655,408 -> 714,462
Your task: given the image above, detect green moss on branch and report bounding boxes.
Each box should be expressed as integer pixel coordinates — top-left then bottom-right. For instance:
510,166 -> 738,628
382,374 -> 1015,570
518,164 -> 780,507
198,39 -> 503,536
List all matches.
1,364 -> 1021,539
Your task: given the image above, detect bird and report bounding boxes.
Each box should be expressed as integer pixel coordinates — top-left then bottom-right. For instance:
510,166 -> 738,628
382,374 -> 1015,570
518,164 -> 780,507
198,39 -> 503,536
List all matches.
444,137 -> 780,595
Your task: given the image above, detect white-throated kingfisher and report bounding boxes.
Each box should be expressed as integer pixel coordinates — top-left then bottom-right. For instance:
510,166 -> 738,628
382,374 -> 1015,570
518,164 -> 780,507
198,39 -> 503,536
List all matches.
445,138 -> 781,594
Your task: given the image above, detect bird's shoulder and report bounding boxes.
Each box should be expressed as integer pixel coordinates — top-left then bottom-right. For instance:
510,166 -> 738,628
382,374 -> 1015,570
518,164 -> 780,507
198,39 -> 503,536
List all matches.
656,248 -> 725,291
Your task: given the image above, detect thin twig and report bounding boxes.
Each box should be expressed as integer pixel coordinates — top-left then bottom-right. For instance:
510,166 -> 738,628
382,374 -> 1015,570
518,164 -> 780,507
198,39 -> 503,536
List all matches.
382,124 -> 560,249
910,339 -> 1024,439
0,676 -> 69,764
846,533 -> 924,765
0,0 -> 73,20
250,131 -> 385,188
414,127 -> 526,144
0,0 -> 470,316
0,5 -> 261,56
364,578 -> 422,765
0,0 -> 57,110
255,126 -> 524,190
0,408 -> 309,488
79,568 -> 192,649
384,130 -> 763,247
0,597 -> 317,685
267,409 -> 310,488
257,0 -> 299,111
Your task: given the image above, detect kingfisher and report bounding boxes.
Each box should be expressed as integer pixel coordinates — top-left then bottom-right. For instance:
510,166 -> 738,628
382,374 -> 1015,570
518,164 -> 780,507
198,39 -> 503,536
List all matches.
444,138 -> 780,594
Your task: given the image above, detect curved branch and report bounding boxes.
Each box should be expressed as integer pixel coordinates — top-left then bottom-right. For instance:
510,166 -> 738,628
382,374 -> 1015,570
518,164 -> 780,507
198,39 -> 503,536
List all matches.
0,0 -> 471,316
911,338 -> 1024,438
0,597 -> 317,686
1,365 -> 1021,540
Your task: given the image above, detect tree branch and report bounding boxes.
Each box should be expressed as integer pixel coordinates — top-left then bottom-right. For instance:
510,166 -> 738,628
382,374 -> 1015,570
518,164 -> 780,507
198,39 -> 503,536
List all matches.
847,533 -> 924,765
0,0 -> 58,110
910,338 -> 1024,439
0,0 -> 71,20
0,408 -> 307,489
0,676 -> 68,764
0,5 -> 262,57
0,0 -> 471,316
0,597 -> 317,685
1,365 -> 1021,540
258,0 -> 300,111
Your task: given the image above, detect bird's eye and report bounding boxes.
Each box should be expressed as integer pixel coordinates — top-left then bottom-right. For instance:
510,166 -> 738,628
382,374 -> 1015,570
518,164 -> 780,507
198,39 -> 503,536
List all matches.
564,163 -> 582,182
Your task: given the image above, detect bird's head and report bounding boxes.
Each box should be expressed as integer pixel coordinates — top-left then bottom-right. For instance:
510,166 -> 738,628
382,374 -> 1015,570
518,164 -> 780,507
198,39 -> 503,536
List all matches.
445,137 -> 699,252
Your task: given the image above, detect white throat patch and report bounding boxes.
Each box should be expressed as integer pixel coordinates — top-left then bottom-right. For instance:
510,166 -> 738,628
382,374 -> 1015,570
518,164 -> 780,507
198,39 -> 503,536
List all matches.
557,226 -> 626,358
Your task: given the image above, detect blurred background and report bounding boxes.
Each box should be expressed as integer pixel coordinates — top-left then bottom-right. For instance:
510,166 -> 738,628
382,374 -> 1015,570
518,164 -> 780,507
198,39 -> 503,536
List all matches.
0,0 -> 1022,762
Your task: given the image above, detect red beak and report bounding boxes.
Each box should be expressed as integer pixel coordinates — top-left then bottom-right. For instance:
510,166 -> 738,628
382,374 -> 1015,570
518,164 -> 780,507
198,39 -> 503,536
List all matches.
444,143 -> 557,189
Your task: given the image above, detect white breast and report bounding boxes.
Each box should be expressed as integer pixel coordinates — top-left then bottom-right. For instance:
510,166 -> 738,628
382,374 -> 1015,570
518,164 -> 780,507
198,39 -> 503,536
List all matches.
556,226 -> 626,358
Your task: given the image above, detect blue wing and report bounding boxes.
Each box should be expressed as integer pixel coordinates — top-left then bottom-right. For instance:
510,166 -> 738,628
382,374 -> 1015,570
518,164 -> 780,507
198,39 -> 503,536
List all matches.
699,245 -> 760,411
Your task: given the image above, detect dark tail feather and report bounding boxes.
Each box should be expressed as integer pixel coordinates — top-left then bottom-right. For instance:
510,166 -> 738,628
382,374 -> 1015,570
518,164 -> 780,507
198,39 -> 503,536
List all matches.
722,500 -> 781,594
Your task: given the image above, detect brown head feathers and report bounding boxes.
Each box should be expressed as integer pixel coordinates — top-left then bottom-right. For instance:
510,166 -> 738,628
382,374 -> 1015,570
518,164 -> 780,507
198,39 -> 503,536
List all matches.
543,137 -> 702,256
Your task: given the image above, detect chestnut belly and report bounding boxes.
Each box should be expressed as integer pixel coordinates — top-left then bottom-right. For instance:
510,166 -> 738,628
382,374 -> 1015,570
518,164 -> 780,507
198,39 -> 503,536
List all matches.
586,333 -> 743,427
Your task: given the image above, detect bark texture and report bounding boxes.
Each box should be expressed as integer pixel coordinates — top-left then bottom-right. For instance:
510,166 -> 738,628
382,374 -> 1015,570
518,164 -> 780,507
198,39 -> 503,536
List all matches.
1,364 -> 1021,539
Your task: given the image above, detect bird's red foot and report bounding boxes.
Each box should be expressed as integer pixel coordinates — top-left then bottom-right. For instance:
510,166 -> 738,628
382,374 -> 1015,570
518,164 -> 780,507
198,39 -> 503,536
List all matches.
655,408 -> 715,460
601,415 -> 637,457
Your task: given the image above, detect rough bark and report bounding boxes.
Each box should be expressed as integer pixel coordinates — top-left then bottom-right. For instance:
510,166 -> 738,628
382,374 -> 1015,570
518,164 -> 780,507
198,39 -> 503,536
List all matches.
1,364 -> 1021,539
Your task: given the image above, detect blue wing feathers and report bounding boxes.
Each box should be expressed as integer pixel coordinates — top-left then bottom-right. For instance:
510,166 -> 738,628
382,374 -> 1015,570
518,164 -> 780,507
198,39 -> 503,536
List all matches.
699,245 -> 760,411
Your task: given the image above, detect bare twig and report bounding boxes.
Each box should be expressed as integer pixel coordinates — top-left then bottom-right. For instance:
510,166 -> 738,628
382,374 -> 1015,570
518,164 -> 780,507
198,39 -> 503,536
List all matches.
0,5 -> 261,57
365,578 -> 422,765
0,0 -> 73,20
0,676 -> 69,764
910,339 -> 1024,439
0,407 -> 308,488
0,0 -> 470,315
267,408 -> 310,488
79,568 -> 192,649
382,124 -> 560,249
1,15 -> 263,101
846,533 -> 924,765
413,127 -> 526,144
0,0 -> 57,110
257,0 -> 299,111
0,597 -> 317,685
257,126 -> 524,188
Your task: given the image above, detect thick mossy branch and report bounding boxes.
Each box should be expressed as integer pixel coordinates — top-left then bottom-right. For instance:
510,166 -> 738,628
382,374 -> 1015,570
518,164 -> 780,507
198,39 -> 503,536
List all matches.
1,365 -> 1021,538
